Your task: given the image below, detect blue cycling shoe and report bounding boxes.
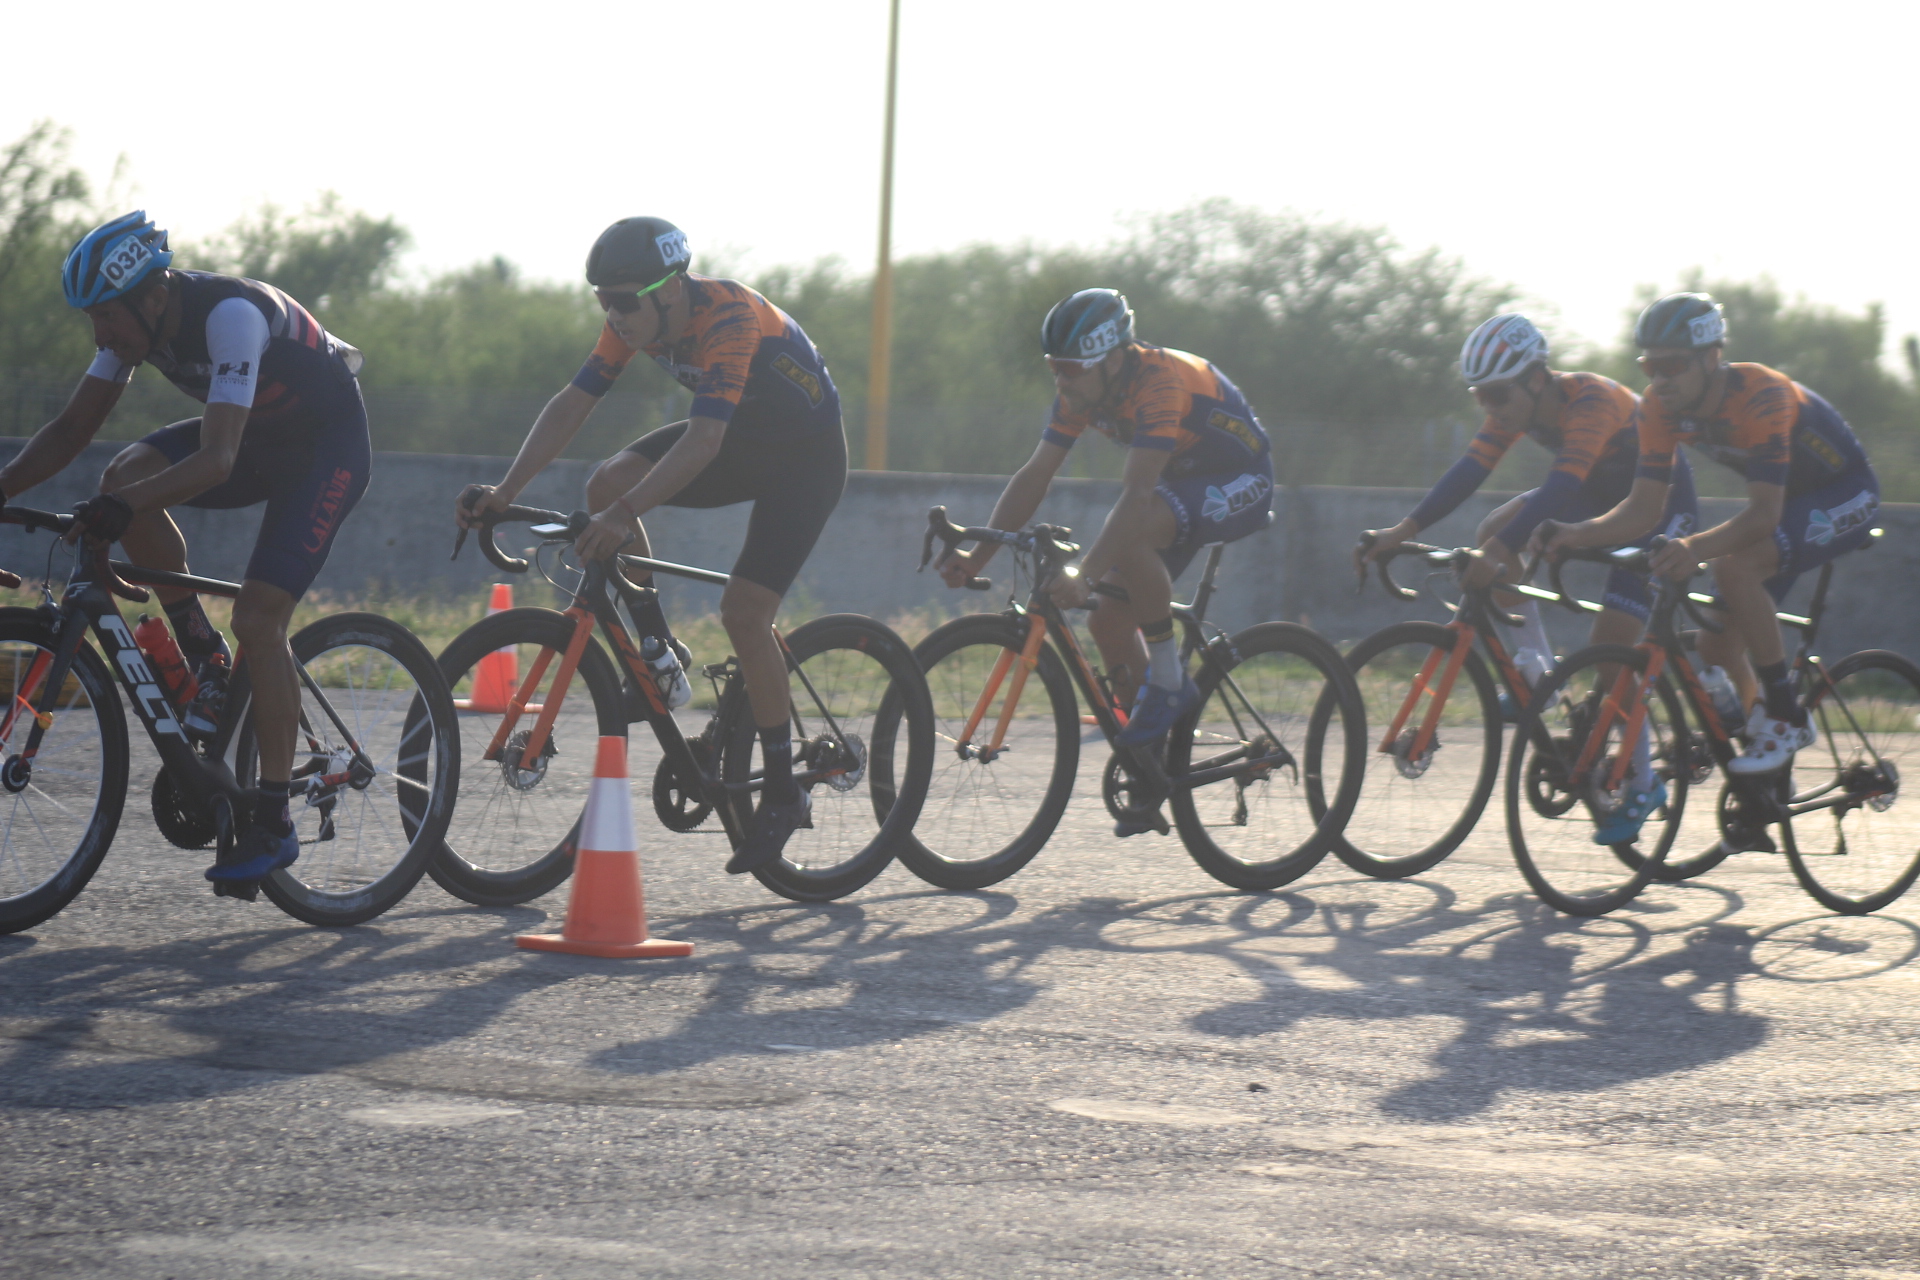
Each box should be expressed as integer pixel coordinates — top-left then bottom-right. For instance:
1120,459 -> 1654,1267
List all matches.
1592,780 -> 1667,847
1116,675 -> 1200,748
205,825 -> 301,881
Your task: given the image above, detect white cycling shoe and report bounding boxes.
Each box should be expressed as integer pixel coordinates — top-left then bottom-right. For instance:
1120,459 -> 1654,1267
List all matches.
1728,714 -> 1815,775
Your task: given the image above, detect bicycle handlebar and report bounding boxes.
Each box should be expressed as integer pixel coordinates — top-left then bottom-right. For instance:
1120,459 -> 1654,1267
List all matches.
919,506 -> 1129,605
0,505 -> 147,602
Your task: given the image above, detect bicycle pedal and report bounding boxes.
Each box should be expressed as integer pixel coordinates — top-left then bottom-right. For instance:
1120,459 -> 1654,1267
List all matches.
211,877 -> 261,902
1113,809 -> 1170,838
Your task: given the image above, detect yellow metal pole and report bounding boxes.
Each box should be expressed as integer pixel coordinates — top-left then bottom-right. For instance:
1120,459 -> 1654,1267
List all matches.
865,0 -> 901,471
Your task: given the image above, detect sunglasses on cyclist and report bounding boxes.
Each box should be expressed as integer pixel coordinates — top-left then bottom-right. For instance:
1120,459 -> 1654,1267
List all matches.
1047,354 -> 1106,377
1469,379 -> 1526,408
594,276 -> 674,314
1638,353 -> 1697,379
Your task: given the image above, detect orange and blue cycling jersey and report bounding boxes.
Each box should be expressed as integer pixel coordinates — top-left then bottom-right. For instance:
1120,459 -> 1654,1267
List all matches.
1636,363 -> 1870,495
1043,345 -> 1270,476
571,273 -> 839,433
1408,371 -> 1643,546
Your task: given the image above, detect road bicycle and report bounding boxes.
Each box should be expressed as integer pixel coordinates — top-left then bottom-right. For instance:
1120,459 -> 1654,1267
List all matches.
0,505 -> 459,933
1520,530 -> 1920,915
1314,535 -> 1593,879
435,505 -> 934,904
899,507 -> 1365,891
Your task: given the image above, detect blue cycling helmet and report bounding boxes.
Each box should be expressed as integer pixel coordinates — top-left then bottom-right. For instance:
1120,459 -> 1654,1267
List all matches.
62,212 -> 173,309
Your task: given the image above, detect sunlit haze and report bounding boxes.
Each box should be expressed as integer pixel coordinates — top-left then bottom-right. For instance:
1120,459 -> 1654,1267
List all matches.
6,0 -> 1916,357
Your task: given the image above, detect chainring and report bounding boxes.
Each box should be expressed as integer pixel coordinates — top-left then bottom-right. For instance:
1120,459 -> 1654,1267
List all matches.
151,765 -> 217,850
653,732 -> 716,832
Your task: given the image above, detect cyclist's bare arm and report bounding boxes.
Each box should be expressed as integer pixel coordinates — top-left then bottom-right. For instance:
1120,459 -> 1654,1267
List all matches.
940,440 -> 1067,585
0,374 -> 122,498
108,403 -> 247,513
1546,477 -> 1668,552
457,383 -> 598,527
1076,443 -> 1172,584
1681,479 -> 1784,563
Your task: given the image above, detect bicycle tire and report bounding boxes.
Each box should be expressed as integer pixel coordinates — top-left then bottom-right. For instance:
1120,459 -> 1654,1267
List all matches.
884,613 -> 1080,890
1505,643 -> 1687,916
1620,678 -> 1734,883
723,614 -> 934,902
1782,649 -> 1920,914
0,612 -> 129,934
432,607 -> 630,906
1169,621 -> 1362,891
239,612 -> 459,927
1309,621 -> 1503,879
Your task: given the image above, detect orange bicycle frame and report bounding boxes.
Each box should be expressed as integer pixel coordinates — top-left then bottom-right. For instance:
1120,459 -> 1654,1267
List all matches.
1380,621 -> 1474,761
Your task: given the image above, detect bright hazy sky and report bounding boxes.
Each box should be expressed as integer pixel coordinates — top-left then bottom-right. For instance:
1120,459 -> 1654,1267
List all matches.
7,0 -> 1915,360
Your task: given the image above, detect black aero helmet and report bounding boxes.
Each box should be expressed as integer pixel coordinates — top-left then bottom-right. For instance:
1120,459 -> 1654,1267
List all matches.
1042,288 -> 1135,361
585,216 -> 692,289
1635,292 -> 1726,350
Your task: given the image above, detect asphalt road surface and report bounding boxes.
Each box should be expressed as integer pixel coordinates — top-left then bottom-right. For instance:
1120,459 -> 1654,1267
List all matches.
6,746 -> 1920,1279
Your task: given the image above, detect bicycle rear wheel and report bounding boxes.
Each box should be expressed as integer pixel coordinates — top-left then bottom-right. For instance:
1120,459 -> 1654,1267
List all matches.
0,613 -> 128,934
1782,649 -> 1920,914
883,613 -> 1079,890
1309,621 -> 1502,879
724,614 -> 932,902
1169,622 -> 1362,890
1506,643 -> 1688,916
241,613 -> 458,927
432,608 -> 629,906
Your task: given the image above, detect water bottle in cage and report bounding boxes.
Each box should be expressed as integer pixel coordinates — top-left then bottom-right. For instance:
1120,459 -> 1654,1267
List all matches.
640,634 -> 692,710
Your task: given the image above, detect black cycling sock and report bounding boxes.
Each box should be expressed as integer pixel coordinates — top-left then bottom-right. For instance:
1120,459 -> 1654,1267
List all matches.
626,587 -> 673,643
256,780 -> 294,838
1757,660 -> 1803,726
165,596 -> 229,660
759,722 -> 798,805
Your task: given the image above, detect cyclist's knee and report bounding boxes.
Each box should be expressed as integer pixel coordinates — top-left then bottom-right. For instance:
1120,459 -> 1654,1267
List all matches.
719,577 -> 779,638
230,582 -> 296,648
587,452 -> 651,506
100,443 -> 168,494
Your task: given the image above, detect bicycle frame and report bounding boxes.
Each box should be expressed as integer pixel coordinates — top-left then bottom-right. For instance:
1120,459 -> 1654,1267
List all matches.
948,541 -> 1294,793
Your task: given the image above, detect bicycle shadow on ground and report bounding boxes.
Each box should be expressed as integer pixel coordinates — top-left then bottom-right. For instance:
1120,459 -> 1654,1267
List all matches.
1146,876 -> 1919,1123
0,904 -> 564,1111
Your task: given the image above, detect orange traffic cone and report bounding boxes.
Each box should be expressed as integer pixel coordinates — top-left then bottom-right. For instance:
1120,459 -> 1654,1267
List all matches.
515,736 -> 693,959
456,583 -> 517,713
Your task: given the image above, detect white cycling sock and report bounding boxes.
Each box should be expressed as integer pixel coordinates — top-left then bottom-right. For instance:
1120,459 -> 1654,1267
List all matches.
1143,623 -> 1181,691
1630,721 -> 1654,792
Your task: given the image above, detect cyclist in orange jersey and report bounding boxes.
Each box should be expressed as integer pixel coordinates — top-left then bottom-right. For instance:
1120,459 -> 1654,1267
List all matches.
457,217 -> 845,873
1362,314 -> 1697,694
938,289 -> 1274,750
1547,292 -> 1879,775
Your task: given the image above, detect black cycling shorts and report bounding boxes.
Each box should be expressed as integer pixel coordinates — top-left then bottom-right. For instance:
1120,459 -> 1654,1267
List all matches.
139,391 -> 371,599
622,419 -> 848,596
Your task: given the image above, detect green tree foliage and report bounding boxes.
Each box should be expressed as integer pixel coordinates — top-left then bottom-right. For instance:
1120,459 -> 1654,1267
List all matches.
0,122 -> 95,375
188,192 -> 409,312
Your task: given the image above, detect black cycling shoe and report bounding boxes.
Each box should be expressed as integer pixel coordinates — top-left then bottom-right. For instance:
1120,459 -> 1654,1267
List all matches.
726,791 -> 812,875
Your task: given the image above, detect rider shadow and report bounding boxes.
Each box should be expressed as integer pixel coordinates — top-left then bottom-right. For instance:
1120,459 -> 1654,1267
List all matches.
0,905 -> 563,1110
1156,878 -> 1774,1123
585,888 -> 1117,1077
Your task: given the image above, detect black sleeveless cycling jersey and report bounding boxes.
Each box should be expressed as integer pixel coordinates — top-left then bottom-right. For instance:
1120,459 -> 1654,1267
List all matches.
140,271 -> 362,427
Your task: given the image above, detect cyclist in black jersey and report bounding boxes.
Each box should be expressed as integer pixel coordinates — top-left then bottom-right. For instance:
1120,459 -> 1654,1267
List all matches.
0,213 -> 372,884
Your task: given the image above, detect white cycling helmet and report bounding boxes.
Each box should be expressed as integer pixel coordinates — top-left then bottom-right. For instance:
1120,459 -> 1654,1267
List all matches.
1459,313 -> 1549,385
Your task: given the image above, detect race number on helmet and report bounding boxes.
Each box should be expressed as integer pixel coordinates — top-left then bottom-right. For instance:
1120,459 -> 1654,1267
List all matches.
1459,313 -> 1548,385
1041,289 -> 1135,361
1635,293 -> 1726,350
63,212 -> 173,309
586,216 -> 692,290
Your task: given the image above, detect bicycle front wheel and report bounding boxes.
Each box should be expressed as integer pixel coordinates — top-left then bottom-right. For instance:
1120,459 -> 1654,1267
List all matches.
0,613 -> 128,935
1506,643 -> 1688,916
240,613 -> 459,927
433,607 -> 629,906
1782,649 -> 1920,914
1310,621 -> 1502,879
1169,622 -> 1362,890
884,613 -> 1079,890
726,614 -> 933,902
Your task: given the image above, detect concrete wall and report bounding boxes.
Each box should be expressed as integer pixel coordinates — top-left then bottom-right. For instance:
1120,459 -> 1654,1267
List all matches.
3,438 -> 1914,657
